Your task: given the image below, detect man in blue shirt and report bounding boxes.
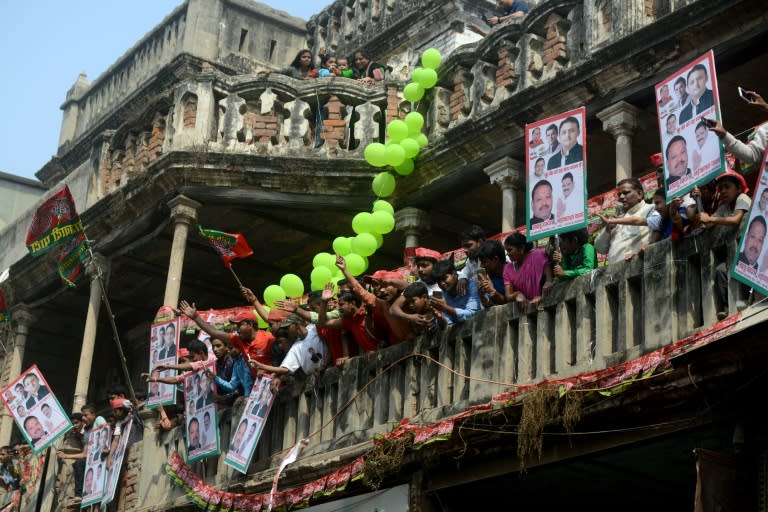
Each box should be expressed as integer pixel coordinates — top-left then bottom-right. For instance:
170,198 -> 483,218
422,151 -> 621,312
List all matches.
214,341 -> 254,402
430,260 -> 481,324
487,0 -> 529,26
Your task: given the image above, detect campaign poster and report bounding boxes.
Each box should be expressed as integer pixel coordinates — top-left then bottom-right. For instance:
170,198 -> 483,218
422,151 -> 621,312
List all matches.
224,375 -> 276,473
655,50 -> 724,200
183,368 -> 219,463
731,150 -> 768,295
0,365 -> 72,454
102,418 -> 132,506
146,318 -> 179,408
81,423 -> 110,507
525,107 -> 588,241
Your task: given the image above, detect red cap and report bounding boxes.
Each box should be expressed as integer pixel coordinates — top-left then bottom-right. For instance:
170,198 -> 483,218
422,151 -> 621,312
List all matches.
365,270 -> 404,282
649,152 -> 663,168
716,169 -> 749,194
267,308 -> 289,322
110,398 -> 132,411
229,310 -> 257,324
178,348 -> 190,358
413,247 -> 442,261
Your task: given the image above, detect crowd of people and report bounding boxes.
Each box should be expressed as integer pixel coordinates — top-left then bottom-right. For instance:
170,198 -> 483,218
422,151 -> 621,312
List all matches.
261,48 -> 386,85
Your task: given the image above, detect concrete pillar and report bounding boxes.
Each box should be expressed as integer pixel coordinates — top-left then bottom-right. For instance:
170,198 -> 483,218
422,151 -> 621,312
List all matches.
163,195 -> 201,306
395,208 -> 431,249
72,254 -> 109,413
484,157 -> 523,232
0,305 -> 36,445
597,101 -> 642,183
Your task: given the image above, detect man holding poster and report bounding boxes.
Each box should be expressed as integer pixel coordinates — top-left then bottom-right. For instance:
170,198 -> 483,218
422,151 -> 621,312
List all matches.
656,51 -> 724,199
526,108 -> 588,241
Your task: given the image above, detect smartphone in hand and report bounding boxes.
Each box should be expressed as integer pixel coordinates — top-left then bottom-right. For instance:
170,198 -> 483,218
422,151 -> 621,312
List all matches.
738,87 -> 754,102
432,290 -> 443,299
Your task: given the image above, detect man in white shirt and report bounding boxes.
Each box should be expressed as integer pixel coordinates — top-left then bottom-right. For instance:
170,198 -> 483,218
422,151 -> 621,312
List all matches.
594,178 -> 657,264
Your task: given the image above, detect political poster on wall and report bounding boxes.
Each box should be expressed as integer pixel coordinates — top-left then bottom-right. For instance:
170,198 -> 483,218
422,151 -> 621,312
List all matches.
81,423 -> 110,507
0,365 -> 72,454
525,107 -> 588,241
224,375 -> 276,473
656,50 -> 724,200
146,318 -> 179,408
731,150 -> 768,295
102,418 -> 133,506
183,369 -> 219,463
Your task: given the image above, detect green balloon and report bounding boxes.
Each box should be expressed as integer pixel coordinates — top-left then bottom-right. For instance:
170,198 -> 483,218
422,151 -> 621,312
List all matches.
394,159 -> 414,176
352,233 -> 377,257
310,280 -> 325,291
403,82 -> 424,103
387,120 -> 409,142
372,231 -> 384,248
411,67 -> 425,84
332,236 -> 352,256
280,274 -> 304,298
263,285 -> 286,308
415,133 -> 429,147
345,253 -> 367,276
372,199 -> 394,215
400,138 -> 419,159
405,112 -> 424,133
385,144 -> 406,167
421,48 -> 442,70
417,68 -> 438,89
372,172 -> 396,197
364,142 -> 388,167
312,252 -> 335,271
352,212 -> 374,234
371,210 -> 395,234
310,266 -> 333,287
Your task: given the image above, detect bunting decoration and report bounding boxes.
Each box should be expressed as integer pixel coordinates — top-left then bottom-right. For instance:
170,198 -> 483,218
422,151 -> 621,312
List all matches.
197,225 -> 254,268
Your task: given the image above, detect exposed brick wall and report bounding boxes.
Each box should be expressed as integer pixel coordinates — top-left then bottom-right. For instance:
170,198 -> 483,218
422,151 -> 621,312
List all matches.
450,74 -> 470,122
321,96 -> 347,148
385,85 -> 402,125
243,108 -> 279,145
148,114 -> 166,163
117,442 -> 141,511
496,48 -> 517,91
543,13 -> 567,67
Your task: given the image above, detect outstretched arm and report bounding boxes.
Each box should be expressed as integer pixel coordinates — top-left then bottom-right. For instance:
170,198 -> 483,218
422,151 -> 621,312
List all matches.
177,300 -> 230,341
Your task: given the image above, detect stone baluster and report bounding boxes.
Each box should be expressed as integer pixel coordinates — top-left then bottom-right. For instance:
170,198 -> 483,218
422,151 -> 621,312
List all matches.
484,157 -> 523,232
597,101 -> 642,183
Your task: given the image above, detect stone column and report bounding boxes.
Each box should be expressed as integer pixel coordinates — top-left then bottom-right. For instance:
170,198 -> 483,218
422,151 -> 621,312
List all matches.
395,208 -> 431,249
484,157 -> 523,232
163,195 -> 201,307
0,305 -> 36,445
597,101 -> 642,183
72,254 -> 109,412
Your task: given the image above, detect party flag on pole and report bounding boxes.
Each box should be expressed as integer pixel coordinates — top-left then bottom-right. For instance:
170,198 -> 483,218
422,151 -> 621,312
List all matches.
56,232 -> 89,288
25,186 -> 84,257
197,225 -> 253,267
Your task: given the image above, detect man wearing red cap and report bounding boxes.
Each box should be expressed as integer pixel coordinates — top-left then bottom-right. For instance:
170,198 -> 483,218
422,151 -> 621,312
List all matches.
389,247 -> 443,328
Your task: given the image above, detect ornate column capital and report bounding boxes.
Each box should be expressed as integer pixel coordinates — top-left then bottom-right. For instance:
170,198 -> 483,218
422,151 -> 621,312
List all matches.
484,157 -> 524,190
168,195 -> 201,226
597,101 -> 642,138
9,305 -> 36,338
395,207 -> 431,236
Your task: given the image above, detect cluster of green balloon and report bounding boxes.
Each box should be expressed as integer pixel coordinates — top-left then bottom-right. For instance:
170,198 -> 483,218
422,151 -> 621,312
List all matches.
262,274 -> 304,309
363,48 -> 442,195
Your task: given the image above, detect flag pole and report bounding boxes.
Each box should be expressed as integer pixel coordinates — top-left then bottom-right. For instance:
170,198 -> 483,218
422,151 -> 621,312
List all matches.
227,264 -> 244,289
84,238 -> 138,405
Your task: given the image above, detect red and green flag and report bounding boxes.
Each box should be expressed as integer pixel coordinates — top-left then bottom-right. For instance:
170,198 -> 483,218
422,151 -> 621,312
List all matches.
25,186 -> 84,257
197,225 -> 253,267
57,233 -> 89,288
0,288 -> 8,323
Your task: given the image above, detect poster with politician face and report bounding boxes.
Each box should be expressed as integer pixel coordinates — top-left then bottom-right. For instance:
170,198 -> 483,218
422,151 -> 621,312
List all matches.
146,318 -> 179,408
184,368 -> 220,464
101,418 -> 132,506
81,423 -> 110,507
656,50 -> 724,200
224,375 -> 276,473
732,153 -> 768,295
525,107 -> 587,241
0,365 -> 72,454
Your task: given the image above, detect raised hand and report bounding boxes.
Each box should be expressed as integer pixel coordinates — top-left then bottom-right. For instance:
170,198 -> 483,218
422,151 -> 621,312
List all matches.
178,300 -> 197,319
322,283 -> 334,301
240,286 -> 257,304
274,298 -> 298,312
335,254 -> 346,270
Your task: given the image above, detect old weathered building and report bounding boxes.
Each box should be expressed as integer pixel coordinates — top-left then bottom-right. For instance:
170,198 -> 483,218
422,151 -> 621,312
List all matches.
1,0 -> 767,509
